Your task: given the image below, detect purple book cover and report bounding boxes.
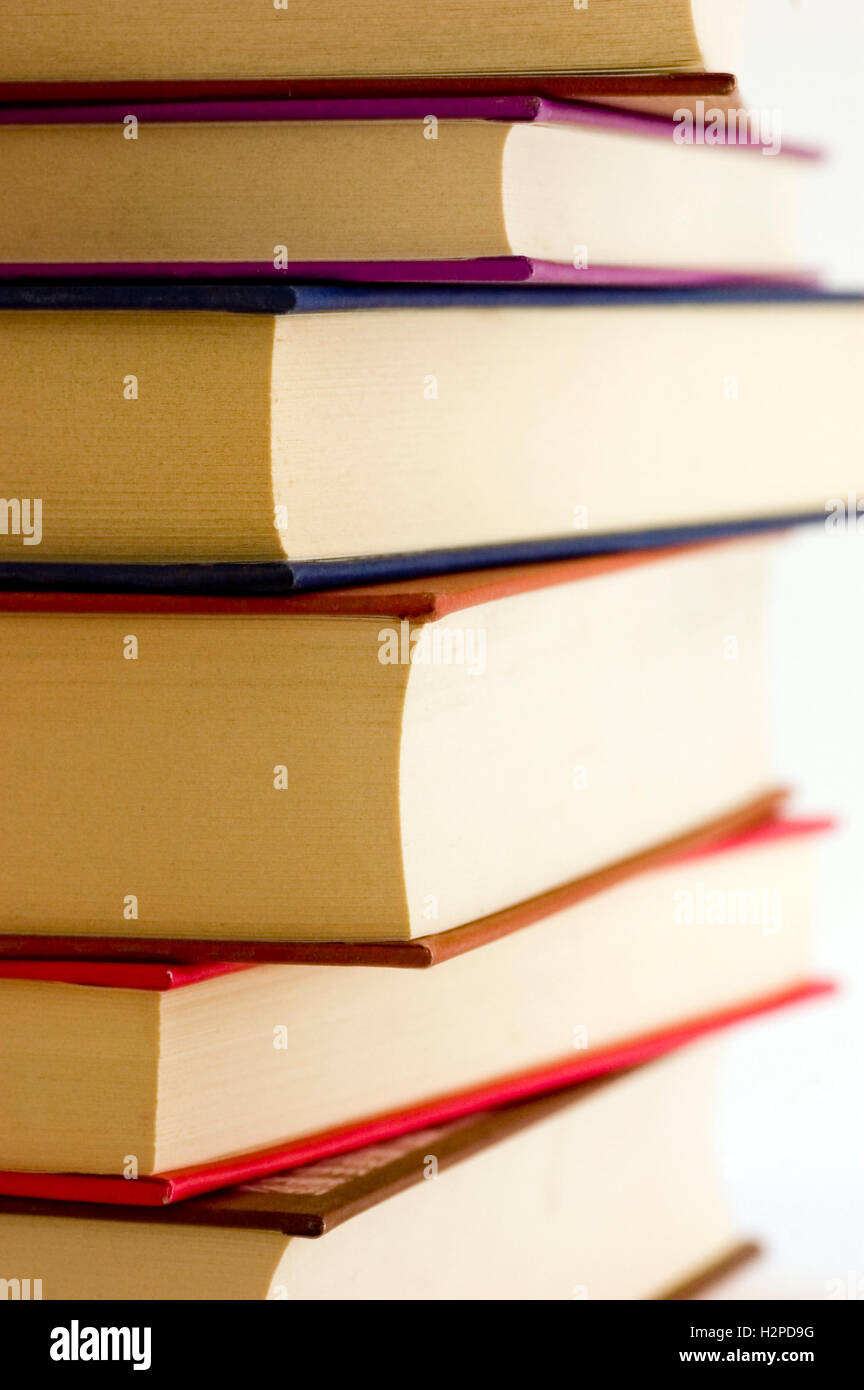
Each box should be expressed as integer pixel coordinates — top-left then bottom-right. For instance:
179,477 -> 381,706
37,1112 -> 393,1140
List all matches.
0,97 -> 819,286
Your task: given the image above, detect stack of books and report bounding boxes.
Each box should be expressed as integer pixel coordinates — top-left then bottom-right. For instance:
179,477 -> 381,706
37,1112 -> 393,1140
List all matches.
0,2 -> 859,1302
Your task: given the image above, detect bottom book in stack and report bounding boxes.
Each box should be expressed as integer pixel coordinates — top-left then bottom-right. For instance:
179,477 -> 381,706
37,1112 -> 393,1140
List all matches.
1,1041 -> 752,1301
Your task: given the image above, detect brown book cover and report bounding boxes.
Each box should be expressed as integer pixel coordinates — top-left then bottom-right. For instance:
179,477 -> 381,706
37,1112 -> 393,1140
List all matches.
0,1080 -> 604,1235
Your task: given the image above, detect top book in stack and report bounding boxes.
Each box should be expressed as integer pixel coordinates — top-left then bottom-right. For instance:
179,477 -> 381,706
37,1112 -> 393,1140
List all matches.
0,2 -> 745,97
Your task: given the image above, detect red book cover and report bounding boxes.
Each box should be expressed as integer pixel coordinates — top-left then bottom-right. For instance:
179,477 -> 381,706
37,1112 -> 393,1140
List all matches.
0,978 -> 834,1207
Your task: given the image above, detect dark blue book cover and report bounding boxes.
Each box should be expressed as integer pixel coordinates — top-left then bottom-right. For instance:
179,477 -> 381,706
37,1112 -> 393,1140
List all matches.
0,281 -> 852,594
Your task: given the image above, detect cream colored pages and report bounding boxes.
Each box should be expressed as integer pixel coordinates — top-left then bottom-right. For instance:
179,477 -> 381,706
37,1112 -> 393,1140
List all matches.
399,541 -> 773,933
0,310 -> 282,563
272,301 -> 859,563
1,301 -> 859,567
0,2 -> 702,82
276,1044 -> 734,1301
0,122 -> 511,264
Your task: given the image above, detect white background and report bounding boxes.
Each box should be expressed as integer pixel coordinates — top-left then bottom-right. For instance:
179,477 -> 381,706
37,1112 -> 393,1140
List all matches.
698,2 -> 864,1300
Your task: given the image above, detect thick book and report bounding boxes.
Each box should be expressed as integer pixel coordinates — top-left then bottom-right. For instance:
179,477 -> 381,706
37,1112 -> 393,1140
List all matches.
1,283 -> 858,593
0,816 -> 832,1198
0,986 -> 832,1212
0,98 -> 815,282
0,795 -> 796,966
0,1042 -> 759,1300
0,540 -> 792,946
0,1 -> 734,92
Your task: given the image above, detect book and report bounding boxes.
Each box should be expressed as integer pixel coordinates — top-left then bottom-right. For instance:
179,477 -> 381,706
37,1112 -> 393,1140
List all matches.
0,99 -> 814,281
0,1 -> 734,91
0,284 -> 857,591
0,817 -> 830,1192
0,793 -> 789,966
0,1043 -> 770,1300
0,540 -> 787,946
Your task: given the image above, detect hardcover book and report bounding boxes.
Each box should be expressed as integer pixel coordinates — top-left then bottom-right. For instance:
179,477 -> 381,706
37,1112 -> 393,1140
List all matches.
0,540 -> 788,947
0,284 -> 859,593
0,1 -> 738,94
0,98 -> 815,282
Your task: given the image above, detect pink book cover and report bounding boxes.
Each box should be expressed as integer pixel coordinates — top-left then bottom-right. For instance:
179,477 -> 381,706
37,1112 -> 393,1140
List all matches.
0,95 -> 820,286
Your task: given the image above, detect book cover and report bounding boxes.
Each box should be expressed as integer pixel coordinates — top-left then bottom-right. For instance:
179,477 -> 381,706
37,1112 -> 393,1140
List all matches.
0,979 -> 833,1207
0,71 -> 739,114
0,282 -> 848,596
0,517 -> 827,598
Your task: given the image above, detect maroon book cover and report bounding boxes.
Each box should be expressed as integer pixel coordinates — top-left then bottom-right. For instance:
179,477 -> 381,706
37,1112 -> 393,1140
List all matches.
0,72 -> 738,114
